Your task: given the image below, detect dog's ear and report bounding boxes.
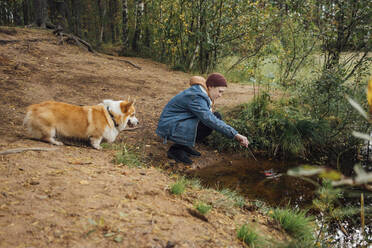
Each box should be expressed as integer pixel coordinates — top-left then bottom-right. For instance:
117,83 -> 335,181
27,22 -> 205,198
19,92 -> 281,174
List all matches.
120,101 -> 133,113
127,96 -> 135,105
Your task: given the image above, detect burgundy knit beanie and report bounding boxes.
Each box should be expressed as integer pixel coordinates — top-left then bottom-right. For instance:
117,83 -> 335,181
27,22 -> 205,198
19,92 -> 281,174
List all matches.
206,73 -> 227,87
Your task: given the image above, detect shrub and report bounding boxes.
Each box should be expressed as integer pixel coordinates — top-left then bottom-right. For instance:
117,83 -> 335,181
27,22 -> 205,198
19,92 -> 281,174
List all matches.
208,92 -> 331,160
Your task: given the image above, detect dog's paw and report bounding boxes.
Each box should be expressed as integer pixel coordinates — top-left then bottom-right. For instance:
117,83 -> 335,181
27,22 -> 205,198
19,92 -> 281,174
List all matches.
49,139 -> 63,146
91,142 -> 102,150
93,145 -> 102,150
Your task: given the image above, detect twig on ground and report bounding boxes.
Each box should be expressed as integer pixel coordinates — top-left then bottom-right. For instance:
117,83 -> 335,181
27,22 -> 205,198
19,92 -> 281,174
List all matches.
115,58 -> 142,70
101,55 -> 142,70
0,147 -> 58,155
123,126 -> 142,131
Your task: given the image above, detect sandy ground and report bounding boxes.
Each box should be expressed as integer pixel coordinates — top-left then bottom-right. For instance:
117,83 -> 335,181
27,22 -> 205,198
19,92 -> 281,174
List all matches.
0,27 -> 288,247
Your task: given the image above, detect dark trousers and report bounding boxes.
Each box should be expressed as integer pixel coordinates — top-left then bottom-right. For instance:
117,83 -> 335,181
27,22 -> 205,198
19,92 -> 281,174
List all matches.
169,111 -> 222,153
195,111 -> 222,143
167,112 -> 222,162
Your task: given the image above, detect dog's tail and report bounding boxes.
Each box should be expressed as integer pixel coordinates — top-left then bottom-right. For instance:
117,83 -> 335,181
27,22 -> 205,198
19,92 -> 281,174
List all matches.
23,110 -> 32,126
23,110 -> 34,137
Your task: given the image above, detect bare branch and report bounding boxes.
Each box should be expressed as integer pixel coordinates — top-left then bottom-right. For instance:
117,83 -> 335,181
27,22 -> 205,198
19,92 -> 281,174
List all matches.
0,147 -> 58,155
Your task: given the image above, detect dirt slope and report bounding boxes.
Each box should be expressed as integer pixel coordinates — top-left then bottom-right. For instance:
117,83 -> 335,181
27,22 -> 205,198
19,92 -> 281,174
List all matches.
0,27 -> 286,247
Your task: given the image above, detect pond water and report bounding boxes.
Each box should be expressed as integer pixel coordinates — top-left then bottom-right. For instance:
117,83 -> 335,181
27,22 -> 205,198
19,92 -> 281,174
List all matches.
189,158 -> 316,208
188,158 -> 372,246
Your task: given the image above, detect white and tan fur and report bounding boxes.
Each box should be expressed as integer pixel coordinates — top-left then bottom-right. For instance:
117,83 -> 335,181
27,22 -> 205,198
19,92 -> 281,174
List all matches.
23,100 -> 138,149
102,99 -> 138,131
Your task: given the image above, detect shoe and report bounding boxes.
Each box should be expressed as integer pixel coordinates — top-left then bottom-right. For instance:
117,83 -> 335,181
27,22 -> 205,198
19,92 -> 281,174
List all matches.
172,144 -> 201,157
181,146 -> 201,157
167,148 -> 193,165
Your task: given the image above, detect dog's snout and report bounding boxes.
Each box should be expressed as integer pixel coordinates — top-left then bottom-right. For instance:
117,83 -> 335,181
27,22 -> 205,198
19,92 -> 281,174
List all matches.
128,117 -> 139,127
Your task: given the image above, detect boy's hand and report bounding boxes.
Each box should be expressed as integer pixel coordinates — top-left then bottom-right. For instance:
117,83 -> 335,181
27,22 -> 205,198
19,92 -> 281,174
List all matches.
234,134 -> 249,147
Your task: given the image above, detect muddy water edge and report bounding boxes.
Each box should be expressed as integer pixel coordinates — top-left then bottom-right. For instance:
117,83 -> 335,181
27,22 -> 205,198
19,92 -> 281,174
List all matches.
188,158 -> 316,208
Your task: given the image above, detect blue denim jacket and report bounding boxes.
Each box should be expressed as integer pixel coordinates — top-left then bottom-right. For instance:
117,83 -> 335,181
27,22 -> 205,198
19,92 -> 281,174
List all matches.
156,85 -> 238,147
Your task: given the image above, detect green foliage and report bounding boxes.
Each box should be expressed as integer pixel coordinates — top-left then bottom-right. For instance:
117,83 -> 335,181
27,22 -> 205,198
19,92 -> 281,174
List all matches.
113,145 -> 142,168
194,202 -> 212,215
209,92 -> 332,159
210,73 -> 370,163
296,67 -> 370,161
270,208 -> 315,246
171,64 -> 187,72
237,224 -> 260,247
312,181 -> 359,220
170,177 -> 187,195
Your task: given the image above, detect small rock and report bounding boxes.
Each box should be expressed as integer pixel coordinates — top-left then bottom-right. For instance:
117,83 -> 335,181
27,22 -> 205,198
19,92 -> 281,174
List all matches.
54,230 -> 62,238
35,195 -> 48,200
165,241 -> 176,248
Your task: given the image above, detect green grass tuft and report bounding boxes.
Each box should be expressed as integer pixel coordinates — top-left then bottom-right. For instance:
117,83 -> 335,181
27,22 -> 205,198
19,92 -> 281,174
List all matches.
186,177 -> 203,189
270,208 -> 315,244
237,224 -> 260,246
219,188 -> 245,208
113,145 -> 142,168
195,202 -> 212,215
170,178 -> 187,195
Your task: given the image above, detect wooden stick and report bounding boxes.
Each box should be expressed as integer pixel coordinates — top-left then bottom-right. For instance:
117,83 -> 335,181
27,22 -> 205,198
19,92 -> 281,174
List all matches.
361,193 -> 365,236
116,58 -> 142,70
123,126 -> 142,131
101,55 -> 142,70
0,147 -> 58,155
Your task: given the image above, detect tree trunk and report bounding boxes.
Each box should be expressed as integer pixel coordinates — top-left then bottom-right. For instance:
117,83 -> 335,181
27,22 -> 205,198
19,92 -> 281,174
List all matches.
143,1 -> 150,48
13,3 -> 22,25
132,0 -> 144,52
98,0 -> 107,43
121,0 -> 129,50
33,0 -> 48,28
55,0 -> 68,31
23,0 -> 31,25
109,0 -> 116,43
69,0 -> 80,36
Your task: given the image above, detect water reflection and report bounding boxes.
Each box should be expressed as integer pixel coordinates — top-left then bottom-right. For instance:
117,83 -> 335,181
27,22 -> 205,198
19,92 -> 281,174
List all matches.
189,158 -> 316,207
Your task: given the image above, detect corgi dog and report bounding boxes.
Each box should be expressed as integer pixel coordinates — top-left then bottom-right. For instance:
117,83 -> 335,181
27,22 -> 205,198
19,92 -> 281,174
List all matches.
23,100 -> 138,149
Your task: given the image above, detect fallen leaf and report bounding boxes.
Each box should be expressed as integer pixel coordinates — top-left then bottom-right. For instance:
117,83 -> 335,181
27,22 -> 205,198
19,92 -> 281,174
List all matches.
114,235 -> 123,243
68,159 -> 93,165
104,232 -> 116,237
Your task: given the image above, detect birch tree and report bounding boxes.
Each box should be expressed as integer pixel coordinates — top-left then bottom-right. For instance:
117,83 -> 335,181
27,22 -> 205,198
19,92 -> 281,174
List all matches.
132,0 -> 144,52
